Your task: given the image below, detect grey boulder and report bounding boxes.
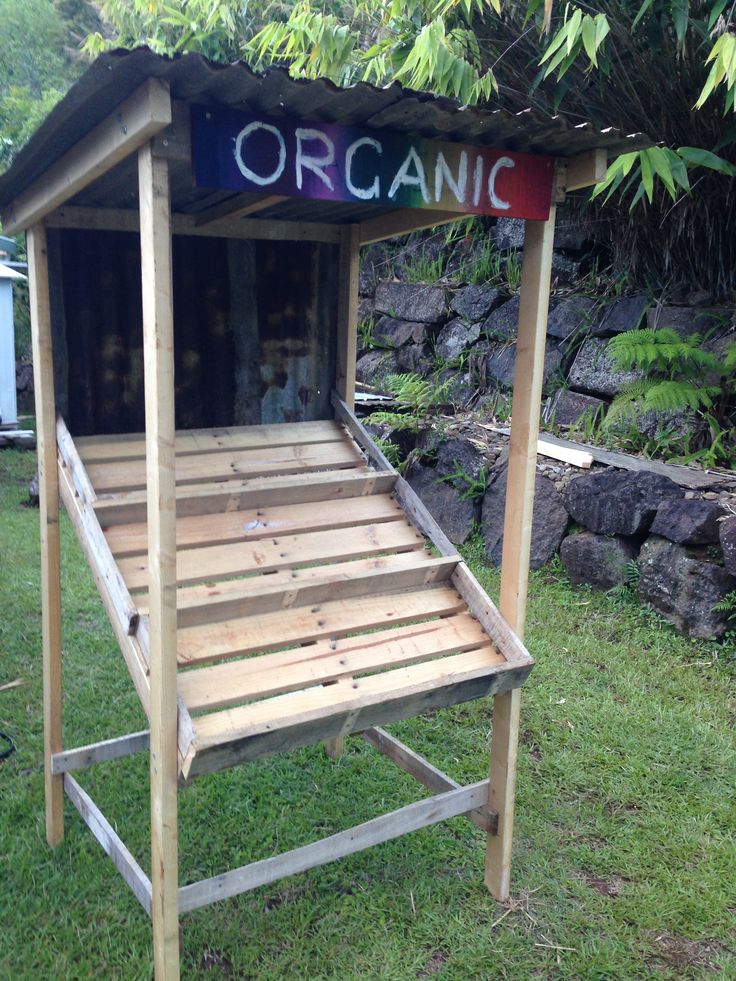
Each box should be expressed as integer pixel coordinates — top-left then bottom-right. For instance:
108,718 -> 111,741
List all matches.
560,532 -> 638,590
563,470 -> 684,536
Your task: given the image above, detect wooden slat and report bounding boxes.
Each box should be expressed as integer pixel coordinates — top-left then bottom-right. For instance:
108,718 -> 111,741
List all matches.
179,612 -> 490,712
166,553 -> 457,628
359,209 -> 461,245
27,223 -> 64,847
87,440 -> 364,494
93,469 -> 396,526
1,80 -> 172,235
185,648 -> 530,779
103,494 -> 404,558
52,731 -> 150,774
564,148 -> 607,191
64,775 -> 152,916
56,417 -> 97,502
362,728 -> 497,834
120,521 -> 425,592
335,224 -> 360,410
194,193 -> 289,227
76,419 -> 345,464
177,585 -> 466,668
178,780 -> 490,913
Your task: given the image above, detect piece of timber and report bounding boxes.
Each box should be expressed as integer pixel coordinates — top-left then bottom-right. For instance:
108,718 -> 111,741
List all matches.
57,458 -> 150,711
93,469 -> 396,526
332,394 -> 534,671
362,728 -> 497,834
1,80 -> 172,236
563,149 -> 608,192
64,774 -> 152,916
103,494 -> 405,558
162,553 -> 457,628
55,417 -> 97,502
359,209 -> 461,245
86,440 -> 364,493
52,731 -> 150,774
120,521 -> 425,592
178,612 -> 491,712
46,206 -> 341,244
177,585 -> 467,667
335,224 -> 360,410
178,780 -> 490,912
184,652 -> 530,779
76,420 -> 345,464
195,194 -> 289,227
57,454 -> 140,635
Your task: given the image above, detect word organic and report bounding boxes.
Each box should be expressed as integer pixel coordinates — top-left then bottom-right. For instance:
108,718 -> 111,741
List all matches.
192,106 -> 555,220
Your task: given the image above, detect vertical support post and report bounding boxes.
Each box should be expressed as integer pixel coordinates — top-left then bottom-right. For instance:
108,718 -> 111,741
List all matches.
485,206 -> 557,901
326,222 -> 361,761
139,139 -> 179,979
335,223 -> 360,410
28,223 -> 64,846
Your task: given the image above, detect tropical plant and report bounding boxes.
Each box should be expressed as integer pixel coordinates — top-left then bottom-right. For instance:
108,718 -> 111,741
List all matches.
365,372 -> 450,429
603,327 -> 736,465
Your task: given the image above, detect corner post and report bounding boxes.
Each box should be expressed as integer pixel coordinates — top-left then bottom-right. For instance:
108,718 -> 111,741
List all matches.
326,222 -> 361,761
27,223 -> 64,846
139,134 -> 179,979
485,204 -> 557,901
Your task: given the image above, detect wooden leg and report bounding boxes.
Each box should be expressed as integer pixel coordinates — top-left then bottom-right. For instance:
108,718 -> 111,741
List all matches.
485,209 -> 557,901
139,140 -> 180,980
28,223 -> 64,847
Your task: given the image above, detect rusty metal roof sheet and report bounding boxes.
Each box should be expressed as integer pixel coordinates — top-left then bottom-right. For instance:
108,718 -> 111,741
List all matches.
0,48 -> 652,209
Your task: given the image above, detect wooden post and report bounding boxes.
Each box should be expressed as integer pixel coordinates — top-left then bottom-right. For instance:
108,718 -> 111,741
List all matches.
27,223 -> 64,846
335,223 -> 360,410
485,206 -> 557,901
139,140 -> 180,979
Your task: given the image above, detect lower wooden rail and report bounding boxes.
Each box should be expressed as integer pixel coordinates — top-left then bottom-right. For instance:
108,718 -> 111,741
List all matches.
64,774 -> 152,916
52,731 -> 150,774
178,780 -> 490,913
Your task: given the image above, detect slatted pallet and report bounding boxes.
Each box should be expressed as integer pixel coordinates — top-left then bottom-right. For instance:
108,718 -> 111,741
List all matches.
57,410 -> 533,782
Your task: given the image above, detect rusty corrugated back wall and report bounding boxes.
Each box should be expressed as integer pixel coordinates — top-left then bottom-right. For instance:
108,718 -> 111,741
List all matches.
50,229 -> 338,435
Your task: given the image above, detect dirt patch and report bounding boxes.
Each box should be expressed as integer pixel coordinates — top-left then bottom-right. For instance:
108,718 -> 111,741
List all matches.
199,947 -> 234,975
263,883 -> 306,912
648,932 -> 729,974
417,949 -> 449,977
584,875 -> 626,897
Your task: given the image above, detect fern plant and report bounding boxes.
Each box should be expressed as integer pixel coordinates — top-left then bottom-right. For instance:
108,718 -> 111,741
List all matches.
365,372 -> 450,431
603,327 -> 736,466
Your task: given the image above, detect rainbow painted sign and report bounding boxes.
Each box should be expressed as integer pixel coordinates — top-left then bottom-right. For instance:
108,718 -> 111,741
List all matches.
191,105 -> 555,220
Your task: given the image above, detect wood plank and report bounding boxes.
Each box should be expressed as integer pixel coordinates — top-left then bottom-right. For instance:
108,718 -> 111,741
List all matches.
335,224 -> 360,410
76,420 -> 345,464
167,553 -> 457,628
564,148 -> 607,191
46,205 -> 342,244
486,209 -> 556,904
103,493 -> 404,558
362,728 -> 497,834
194,193 -> 289,227
56,417 -> 98,502
138,142 -> 180,978
120,520 -> 426,592
57,459 -> 141,636
359,209 -> 461,245
27,223 -> 64,847
64,774 -> 152,916
178,780 -> 490,913
58,458 -> 151,712
87,440 -> 364,494
185,649 -> 530,778
93,469 -> 396,527
1,80 -> 172,235
51,731 -> 150,774
177,585 -> 466,667
179,612 -> 490,712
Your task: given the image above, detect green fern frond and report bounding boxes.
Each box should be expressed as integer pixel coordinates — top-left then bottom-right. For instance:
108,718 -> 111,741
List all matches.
642,380 -> 717,413
606,327 -> 720,375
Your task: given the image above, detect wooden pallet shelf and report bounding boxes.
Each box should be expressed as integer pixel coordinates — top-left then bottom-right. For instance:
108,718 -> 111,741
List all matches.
60,413 -> 532,783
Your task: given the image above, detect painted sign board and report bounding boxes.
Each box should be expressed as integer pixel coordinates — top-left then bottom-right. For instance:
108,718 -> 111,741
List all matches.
191,105 -> 555,220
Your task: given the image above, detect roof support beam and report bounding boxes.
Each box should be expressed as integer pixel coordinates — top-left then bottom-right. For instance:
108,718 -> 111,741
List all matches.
1,79 -> 172,236
562,148 -> 608,192
195,194 -> 289,227
359,208 -> 461,245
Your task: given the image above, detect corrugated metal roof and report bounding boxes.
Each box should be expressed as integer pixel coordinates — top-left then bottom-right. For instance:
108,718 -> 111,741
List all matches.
0,48 -> 651,208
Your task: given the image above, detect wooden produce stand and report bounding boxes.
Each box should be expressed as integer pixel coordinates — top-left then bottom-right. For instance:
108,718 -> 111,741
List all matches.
0,50 -> 648,979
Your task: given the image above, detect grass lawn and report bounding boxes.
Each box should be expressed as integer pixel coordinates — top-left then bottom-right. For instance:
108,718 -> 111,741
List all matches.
1,445 -> 734,980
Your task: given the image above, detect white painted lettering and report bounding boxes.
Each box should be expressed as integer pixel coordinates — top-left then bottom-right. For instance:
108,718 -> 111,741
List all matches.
388,146 -> 430,203
472,155 -> 483,207
345,137 -> 382,200
488,156 -> 515,210
434,150 -> 468,204
295,127 -> 335,191
233,121 -> 286,186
